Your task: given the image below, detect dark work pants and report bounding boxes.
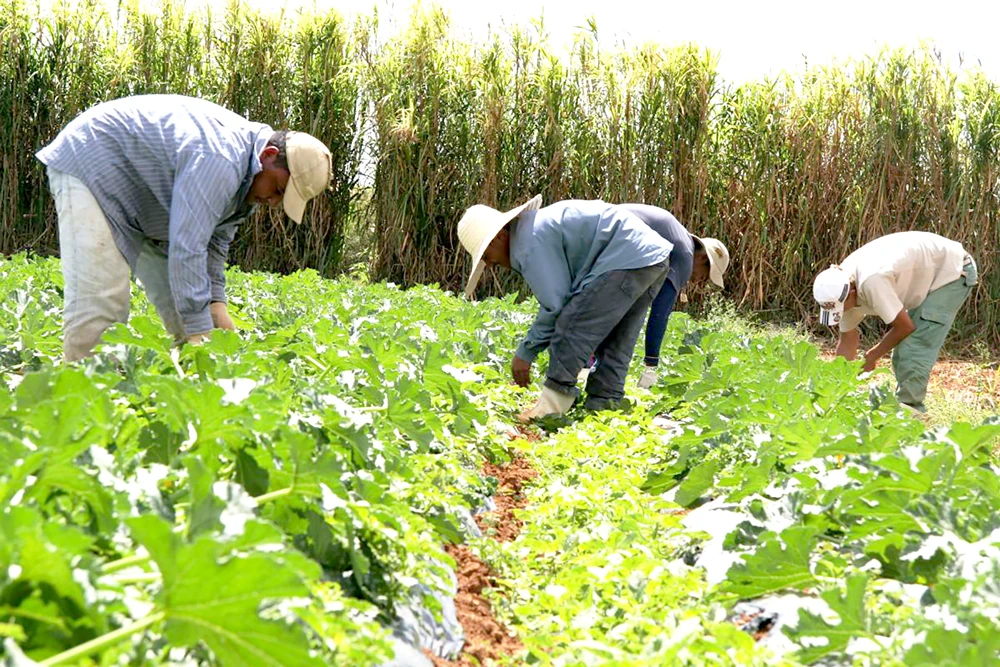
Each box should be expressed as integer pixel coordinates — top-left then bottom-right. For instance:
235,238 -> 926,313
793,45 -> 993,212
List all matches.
544,260 -> 669,410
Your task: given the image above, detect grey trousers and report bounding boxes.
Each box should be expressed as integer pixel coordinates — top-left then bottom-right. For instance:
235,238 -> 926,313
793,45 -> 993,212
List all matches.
544,260 -> 669,410
51,168 -> 186,361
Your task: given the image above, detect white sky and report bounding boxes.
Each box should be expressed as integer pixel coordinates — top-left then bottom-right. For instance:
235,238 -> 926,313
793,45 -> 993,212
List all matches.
280,0 -> 998,83
97,0 -> 1000,83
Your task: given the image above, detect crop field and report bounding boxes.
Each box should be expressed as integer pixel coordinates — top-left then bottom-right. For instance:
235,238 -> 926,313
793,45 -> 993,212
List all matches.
2,254 -> 998,666
4,1 -> 1000,350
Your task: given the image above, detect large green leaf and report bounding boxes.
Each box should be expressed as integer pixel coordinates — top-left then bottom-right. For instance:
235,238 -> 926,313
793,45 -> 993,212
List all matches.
184,457 -> 226,540
674,459 -> 719,508
789,575 -> 869,663
904,624 -> 1000,666
259,428 -> 348,502
129,515 -> 323,667
719,525 -> 820,599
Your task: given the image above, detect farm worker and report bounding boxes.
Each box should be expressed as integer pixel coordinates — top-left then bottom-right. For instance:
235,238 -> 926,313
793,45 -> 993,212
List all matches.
36,94 -> 332,362
618,204 -> 729,388
458,198 -> 726,420
813,231 -> 978,413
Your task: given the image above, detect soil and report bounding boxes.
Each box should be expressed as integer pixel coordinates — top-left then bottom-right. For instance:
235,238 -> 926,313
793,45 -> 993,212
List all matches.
425,545 -> 524,667
428,432 -> 538,667
733,609 -> 777,641
923,359 -> 999,409
477,453 -> 538,542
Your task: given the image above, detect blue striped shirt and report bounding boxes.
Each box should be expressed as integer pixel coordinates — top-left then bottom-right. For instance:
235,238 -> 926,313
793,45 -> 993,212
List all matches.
36,95 -> 273,335
510,200 -> 674,362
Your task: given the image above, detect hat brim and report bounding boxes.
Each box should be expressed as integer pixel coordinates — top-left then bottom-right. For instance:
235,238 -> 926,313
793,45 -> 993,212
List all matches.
463,260 -> 488,299
463,195 -> 542,299
283,184 -> 307,224
819,304 -> 844,326
709,263 -> 724,288
693,235 -> 725,288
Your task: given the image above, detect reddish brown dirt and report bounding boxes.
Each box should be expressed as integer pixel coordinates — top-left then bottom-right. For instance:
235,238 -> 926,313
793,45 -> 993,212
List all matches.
511,423 -> 542,442
477,454 -> 538,542
924,360 -> 999,410
425,545 -> 524,667
733,610 -> 775,641
665,508 -> 693,516
428,440 -> 538,666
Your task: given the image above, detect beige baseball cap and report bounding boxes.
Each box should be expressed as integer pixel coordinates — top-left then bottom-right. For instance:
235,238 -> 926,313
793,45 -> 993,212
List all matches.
283,132 -> 332,224
458,195 -> 543,299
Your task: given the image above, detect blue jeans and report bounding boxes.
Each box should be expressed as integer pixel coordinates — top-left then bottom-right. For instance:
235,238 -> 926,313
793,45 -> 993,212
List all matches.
643,280 -> 678,366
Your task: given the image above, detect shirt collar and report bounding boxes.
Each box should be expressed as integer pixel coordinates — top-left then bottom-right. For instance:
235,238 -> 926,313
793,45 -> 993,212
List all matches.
236,126 -> 274,204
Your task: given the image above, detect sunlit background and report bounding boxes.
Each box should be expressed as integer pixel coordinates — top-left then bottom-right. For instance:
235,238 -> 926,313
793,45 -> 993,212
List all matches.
81,0 -> 1000,83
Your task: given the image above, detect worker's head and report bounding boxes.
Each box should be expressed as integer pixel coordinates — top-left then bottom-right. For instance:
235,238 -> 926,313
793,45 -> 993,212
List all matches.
482,226 -> 513,268
458,195 -> 543,299
813,265 -> 856,326
690,236 -> 729,288
248,130 -> 331,223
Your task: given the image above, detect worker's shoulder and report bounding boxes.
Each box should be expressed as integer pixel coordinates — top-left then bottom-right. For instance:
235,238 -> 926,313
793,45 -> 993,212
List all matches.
540,199 -> 653,224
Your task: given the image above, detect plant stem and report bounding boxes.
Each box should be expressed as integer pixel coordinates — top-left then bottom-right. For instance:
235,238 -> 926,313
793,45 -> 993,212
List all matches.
100,554 -> 151,574
39,611 -> 166,666
111,573 -> 161,585
0,606 -> 68,630
255,487 -> 294,504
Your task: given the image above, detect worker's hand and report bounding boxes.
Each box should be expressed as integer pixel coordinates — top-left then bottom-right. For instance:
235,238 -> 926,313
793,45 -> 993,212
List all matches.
511,356 -> 532,387
861,348 -> 879,373
186,332 -> 211,346
637,366 -> 658,389
862,349 -> 880,373
210,302 -> 235,331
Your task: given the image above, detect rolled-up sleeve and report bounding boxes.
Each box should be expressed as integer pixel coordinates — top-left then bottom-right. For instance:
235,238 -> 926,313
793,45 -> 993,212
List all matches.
861,273 -> 905,325
515,245 -> 573,362
168,154 -> 242,335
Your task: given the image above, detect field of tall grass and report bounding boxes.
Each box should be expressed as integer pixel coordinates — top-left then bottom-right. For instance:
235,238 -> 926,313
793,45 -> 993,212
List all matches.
2,0 -> 998,348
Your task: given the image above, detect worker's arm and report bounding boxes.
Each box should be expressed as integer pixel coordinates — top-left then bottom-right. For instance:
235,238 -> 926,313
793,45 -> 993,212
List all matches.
857,274 -> 913,373
513,241 -> 573,386
167,153 -> 242,341
862,309 -> 916,372
835,328 -> 860,361
207,220 -> 239,303
207,220 -> 240,331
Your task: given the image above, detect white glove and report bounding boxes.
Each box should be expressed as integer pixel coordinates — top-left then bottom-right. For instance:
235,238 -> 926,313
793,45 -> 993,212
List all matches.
637,367 -> 658,389
518,386 -> 575,422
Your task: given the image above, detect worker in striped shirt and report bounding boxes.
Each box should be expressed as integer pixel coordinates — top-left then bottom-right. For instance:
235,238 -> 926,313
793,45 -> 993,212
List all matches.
36,94 -> 332,361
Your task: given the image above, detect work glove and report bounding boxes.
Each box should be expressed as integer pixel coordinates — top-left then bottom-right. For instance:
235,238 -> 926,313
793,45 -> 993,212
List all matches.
210,301 -> 235,330
637,366 -> 658,389
518,386 -> 575,422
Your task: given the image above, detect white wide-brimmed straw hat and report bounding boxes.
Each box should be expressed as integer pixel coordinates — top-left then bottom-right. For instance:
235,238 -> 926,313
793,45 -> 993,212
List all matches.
458,194 -> 542,299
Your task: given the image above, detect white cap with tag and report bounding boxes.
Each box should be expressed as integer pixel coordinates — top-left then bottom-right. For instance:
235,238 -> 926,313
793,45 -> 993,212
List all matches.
813,265 -> 852,326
